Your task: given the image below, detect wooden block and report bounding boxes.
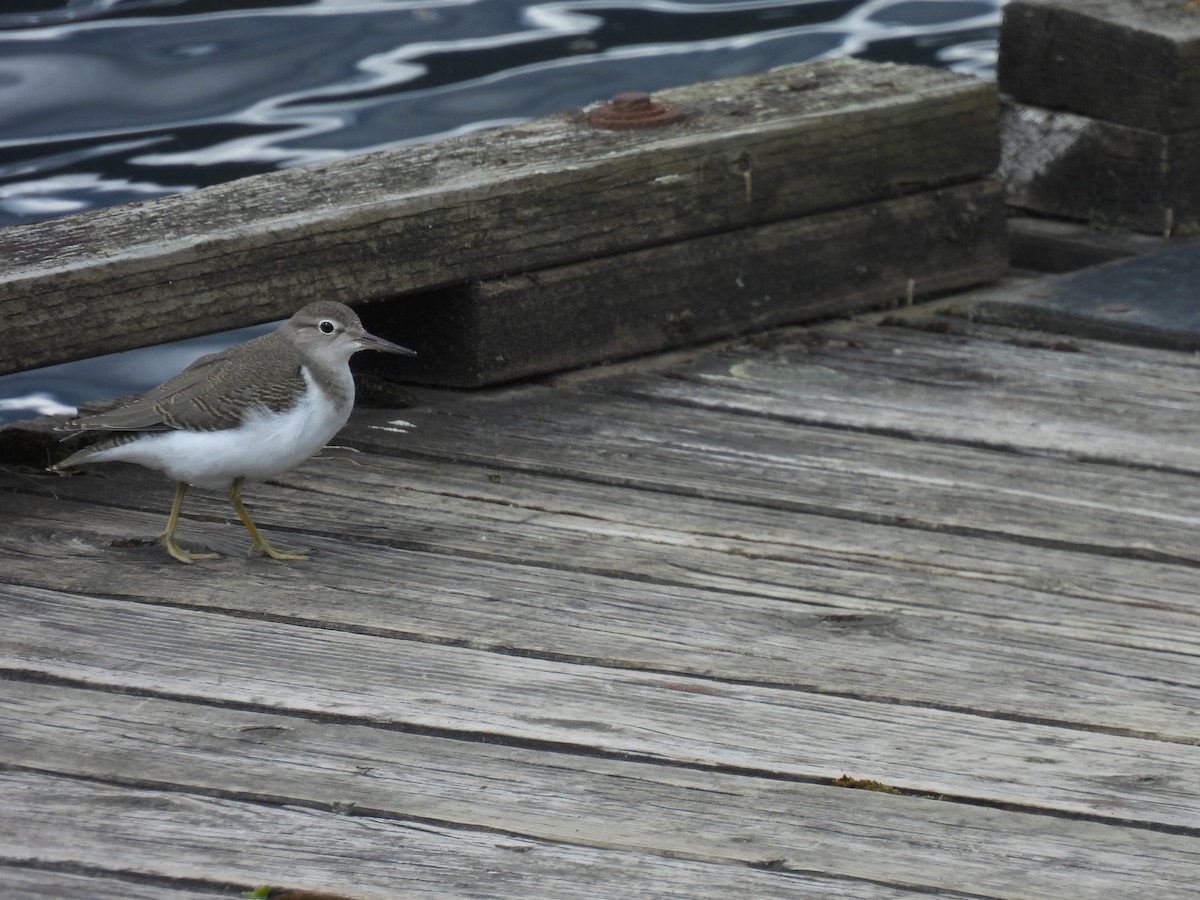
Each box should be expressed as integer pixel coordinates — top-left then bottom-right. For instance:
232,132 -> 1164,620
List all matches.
999,101 -> 1200,235
998,0 -> 1200,133
361,181 -> 1008,386
0,58 -> 999,376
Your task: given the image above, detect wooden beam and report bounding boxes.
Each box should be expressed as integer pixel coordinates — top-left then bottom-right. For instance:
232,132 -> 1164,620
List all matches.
362,181 -> 1008,386
0,58 -> 999,376
997,2 -> 1200,235
999,0 -> 1200,134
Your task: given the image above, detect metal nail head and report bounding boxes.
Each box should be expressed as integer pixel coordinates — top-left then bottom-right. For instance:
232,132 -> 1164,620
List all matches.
587,92 -> 686,130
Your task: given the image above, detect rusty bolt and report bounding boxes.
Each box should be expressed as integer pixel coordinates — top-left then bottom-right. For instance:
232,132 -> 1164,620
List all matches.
587,91 -> 685,130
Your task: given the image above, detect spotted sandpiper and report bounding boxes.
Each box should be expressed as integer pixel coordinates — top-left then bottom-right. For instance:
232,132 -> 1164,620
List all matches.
50,301 -> 414,564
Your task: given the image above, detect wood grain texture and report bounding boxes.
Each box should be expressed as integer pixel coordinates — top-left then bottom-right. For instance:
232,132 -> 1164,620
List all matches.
0,58 -> 998,375
4,770 -> 912,900
2,681 -> 1197,899
3,311 -> 1200,897
342,393 -> 1200,563
366,181 -> 1007,385
0,868 -> 234,900
2,485 -> 1198,742
595,319 -> 1200,472
999,0 -> 1200,133
2,585 -> 1198,831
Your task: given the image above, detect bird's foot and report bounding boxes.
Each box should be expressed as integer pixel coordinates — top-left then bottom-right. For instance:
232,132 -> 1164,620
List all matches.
157,532 -> 221,564
248,539 -> 312,561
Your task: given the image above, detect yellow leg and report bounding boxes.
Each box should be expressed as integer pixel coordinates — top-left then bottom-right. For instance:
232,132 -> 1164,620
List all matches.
228,478 -> 310,561
155,482 -> 220,564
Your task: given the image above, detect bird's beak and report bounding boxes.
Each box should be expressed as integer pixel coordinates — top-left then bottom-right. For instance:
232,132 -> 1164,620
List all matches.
358,331 -> 417,356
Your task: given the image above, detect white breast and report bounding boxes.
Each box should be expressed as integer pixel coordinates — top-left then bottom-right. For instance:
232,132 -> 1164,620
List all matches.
91,366 -> 354,491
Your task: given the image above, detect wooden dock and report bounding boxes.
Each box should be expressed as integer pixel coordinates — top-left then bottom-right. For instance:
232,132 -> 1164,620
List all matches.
4,3 -> 1200,892
3,281 -> 1200,898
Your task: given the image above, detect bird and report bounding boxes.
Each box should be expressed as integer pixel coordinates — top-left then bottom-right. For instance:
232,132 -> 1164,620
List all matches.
50,300 -> 415,564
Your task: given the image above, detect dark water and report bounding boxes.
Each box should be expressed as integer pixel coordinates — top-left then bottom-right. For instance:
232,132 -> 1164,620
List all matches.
0,0 -> 1001,423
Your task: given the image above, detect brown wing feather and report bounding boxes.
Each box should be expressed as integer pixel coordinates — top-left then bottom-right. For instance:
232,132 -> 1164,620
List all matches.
64,332 -> 307,434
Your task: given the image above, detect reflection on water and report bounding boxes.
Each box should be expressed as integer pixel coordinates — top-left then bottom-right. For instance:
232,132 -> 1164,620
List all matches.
0,0 -> 1000,225
0,0 -> 1001,422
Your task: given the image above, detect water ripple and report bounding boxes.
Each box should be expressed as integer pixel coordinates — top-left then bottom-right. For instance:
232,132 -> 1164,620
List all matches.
0,0 -> 1000,229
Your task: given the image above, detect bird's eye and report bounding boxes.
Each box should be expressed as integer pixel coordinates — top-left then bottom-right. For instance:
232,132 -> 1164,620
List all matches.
318,320 -> 336,335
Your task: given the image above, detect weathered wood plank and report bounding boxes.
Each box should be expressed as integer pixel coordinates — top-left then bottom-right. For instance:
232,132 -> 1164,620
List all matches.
26,357 -> 1200,565
0,868 -> 231,900
596,318 -> 1200,471
365,181 -> 1007,385
5,310 -> 1199,746
3,682 -> 1198,899
257,460 -> 1200,638
338,394 -> 1200,562
19,410 -> 1200,620
2,586 -> 1198,829
2,485 -> 1199,740
2,771 -> 896,900
999,0 -> 1200,133
0,58 -> 998,375
997,1 -> 1200,233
